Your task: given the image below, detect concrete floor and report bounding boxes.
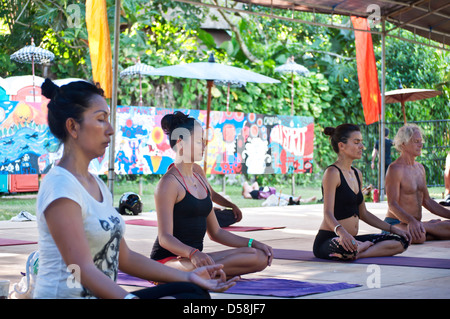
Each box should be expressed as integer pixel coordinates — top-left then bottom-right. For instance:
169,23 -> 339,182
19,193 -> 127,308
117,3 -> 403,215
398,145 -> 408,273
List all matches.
1,200 -> 449,299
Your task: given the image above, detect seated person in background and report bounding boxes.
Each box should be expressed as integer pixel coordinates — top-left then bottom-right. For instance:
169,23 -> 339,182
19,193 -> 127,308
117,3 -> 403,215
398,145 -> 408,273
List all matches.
439,151 -> 450,206
313,124 -> 410,261
385,124 -> 450,243
242,181 -> 316,204
151,111 -> 273,277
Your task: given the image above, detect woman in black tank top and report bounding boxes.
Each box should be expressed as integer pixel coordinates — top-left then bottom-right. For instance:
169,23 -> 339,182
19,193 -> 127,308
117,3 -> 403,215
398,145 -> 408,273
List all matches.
151,112 -> 273,277
313,124 -> 410,260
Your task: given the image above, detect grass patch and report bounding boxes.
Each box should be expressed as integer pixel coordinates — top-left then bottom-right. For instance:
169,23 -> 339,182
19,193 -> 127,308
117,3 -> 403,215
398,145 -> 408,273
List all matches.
0,182 -> 444,221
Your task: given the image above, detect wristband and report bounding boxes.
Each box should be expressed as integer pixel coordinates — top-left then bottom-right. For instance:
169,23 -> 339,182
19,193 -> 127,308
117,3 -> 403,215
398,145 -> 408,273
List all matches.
189,248 -> 199,259
124,293 -> 138,299
334,224 -> 342,236
248,238 -> 254,247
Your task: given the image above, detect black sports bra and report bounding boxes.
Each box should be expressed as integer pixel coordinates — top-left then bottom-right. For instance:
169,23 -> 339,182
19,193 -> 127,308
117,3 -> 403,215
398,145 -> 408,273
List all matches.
323,164 -> 363,220
150,172 -> 213,261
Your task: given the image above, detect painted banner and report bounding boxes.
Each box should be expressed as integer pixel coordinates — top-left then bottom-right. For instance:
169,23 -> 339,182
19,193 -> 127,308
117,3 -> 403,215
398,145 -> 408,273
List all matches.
114,106 -> 314,175
0,100 -> 314,175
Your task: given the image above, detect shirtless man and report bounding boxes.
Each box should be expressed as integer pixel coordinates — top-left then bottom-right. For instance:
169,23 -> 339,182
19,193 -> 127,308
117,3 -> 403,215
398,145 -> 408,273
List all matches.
385,124 -> 450,243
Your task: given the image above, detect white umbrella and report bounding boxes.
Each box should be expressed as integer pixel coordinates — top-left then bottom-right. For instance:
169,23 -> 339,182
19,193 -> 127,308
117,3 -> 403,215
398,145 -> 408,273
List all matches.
120,59 -> 156,106
151,54 -> 280,169
10,38 -> 55,102
275,56 -> 309,115
213,79 -> 246,112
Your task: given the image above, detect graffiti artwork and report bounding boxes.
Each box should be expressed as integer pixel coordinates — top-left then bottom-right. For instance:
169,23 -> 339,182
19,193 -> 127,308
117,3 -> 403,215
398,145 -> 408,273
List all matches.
0,100 -> 61,175
0,100 -> 314,176
114,106 -> 314,175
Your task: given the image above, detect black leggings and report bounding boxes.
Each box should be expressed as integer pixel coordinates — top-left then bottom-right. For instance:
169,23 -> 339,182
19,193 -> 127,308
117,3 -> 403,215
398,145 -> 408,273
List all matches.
132,282 -> 210,299
313,230 -> 409,260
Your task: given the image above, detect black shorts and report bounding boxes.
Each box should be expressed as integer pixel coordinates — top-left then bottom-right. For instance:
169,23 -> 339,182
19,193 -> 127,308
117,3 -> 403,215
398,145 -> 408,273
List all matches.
313,229 -> 409,260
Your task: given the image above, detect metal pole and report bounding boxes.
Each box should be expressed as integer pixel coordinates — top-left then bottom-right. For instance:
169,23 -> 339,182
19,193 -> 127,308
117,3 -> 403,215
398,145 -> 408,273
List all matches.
380,19 -> 386,201
108,0 -> 121,197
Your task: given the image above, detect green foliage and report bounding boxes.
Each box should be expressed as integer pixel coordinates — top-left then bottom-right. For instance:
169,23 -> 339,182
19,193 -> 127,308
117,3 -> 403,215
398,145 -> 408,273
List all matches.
1,1 -> 448,185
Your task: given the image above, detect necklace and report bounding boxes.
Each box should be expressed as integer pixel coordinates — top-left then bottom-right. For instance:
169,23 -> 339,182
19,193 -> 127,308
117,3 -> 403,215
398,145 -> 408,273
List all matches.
173,165 -> 206,194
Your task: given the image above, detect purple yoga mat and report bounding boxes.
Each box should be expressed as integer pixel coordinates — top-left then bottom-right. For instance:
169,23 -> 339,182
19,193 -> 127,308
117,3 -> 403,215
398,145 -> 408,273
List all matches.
117,271 -> 359,298
117,271 -> 155,287
273,249 -> 450,269
225,278 -> 360,298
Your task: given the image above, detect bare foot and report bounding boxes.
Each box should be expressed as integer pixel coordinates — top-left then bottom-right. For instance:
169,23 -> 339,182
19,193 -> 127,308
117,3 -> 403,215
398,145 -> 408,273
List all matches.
355,241 -> 374,259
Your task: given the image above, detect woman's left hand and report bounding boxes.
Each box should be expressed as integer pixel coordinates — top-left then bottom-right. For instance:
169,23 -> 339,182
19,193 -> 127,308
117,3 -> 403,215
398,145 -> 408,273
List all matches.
251,240 -> 273,266
188,264 -> 239,292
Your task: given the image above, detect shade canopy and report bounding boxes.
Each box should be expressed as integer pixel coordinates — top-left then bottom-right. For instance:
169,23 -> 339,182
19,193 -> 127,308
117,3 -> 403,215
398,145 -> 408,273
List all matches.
385,88 -> 442,104
152,58 -> 280,84
385,88 -> 442,123
10,39 -> 55,64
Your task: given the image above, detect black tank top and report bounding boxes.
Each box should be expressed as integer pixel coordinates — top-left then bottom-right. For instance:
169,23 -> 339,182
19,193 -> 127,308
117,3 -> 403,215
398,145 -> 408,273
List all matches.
150,173 -> 213,260
323,164 -> 363,220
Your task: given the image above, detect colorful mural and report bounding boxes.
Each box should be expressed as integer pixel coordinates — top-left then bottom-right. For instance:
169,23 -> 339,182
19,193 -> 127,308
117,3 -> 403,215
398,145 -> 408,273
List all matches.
114,106 -> 314,175
0,100 -> 61,175
0,100 -> 314,176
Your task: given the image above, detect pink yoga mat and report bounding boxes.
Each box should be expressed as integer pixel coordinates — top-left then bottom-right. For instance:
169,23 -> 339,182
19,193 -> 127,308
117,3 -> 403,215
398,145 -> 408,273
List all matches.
273,248 -> 450,269
0,238 -> 37,246
125,219 -> 285,232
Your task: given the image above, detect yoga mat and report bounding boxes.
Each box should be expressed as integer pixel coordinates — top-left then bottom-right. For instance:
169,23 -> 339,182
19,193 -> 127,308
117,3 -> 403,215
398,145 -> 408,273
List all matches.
0,238 -> 37,246
117,271 -> 155,288
225,278 -> 360,298
117,272 -> 360,298
273,248 -> 450,269
125,219 -> 285,232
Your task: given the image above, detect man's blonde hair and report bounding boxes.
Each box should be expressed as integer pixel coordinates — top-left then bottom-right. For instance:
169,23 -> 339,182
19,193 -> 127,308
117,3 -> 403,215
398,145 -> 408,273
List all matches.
393,124 -> 422,151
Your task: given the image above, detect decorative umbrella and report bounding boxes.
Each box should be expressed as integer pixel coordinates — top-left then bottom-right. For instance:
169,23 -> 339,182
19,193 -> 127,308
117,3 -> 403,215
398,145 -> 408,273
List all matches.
10,38 -> 55,102
151,53 -> 280,169
275,56 -> 309,115
120,59 -> 156,106
385,88 -> 442,124
213,79 -> 246,112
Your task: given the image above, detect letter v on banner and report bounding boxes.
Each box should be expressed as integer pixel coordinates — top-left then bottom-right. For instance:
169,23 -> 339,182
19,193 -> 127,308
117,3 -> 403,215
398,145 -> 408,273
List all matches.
351,17 -> 381,125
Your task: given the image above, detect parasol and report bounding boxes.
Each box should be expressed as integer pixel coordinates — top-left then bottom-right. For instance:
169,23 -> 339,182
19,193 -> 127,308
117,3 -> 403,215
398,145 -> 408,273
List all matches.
385,88 -> 442,124
275,56 -> 309,115
10,38 -> 55,102
151,53 -> 280,169
120,59 -> 156,106
213,79 -> 246,112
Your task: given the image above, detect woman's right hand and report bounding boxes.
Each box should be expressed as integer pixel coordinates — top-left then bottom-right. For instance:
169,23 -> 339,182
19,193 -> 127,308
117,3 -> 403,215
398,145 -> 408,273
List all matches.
190,250 -> 215,268
188,264 -> 238,292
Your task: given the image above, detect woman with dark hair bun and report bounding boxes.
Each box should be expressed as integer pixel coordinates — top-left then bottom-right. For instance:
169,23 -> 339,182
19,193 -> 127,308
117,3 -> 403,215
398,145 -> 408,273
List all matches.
151,111 -> 273,277
312,123 -> 411,260
34,79 -> 236,299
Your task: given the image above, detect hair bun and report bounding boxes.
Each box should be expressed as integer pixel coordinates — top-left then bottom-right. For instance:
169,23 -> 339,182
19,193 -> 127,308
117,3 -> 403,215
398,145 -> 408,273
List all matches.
323,127 -> 335,136
161,111 -> 189,135
41,78 -> 59,99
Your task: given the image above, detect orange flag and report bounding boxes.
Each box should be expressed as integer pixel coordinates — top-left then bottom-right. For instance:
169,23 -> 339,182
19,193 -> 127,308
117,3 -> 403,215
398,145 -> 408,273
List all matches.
351,16 -> 381,125
85,0 -> 112,98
